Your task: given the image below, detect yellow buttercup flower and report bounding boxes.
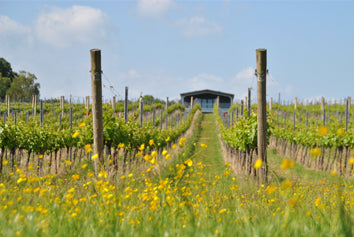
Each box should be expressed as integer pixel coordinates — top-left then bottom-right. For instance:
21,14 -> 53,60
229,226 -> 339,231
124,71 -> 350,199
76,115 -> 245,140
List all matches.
72,131 -> 80,138
318,126 -> 328,136
92,154 -> 98,160
118,143 -> 125,148
172,144 -> 177,149
79,122 -> 85,127
254,159 -> 262,169
348,157 -> 354,165
184,159 -> 193,167
200,144 -> 207,148
337,129 -> 345,135
165,136 -> 170,142
149,139 -> 154,146
281,159 -> 295,170
310,148 -> 321,157
38,155 -> 44,159
139,144 -> 145,151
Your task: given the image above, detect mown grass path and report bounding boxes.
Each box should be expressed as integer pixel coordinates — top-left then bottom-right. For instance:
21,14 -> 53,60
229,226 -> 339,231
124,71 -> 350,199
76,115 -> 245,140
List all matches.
192,113 -> 226,179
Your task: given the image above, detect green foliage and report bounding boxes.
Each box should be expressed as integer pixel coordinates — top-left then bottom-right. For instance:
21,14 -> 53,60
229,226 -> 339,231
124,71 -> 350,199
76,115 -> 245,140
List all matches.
0,58 -> 40,101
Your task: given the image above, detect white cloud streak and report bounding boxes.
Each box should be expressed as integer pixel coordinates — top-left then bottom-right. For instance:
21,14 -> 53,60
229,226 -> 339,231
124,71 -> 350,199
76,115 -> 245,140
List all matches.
175,16 -> 222,37
35,5 -> 108,47
137,0 -> 174,17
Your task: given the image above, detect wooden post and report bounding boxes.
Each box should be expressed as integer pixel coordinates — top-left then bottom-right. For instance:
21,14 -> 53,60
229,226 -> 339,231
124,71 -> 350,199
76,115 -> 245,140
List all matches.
190,96 -> 193,110
140,97 -> 143,127
217,96 -> 220,110
90,49 -> 104,167
321,96 -> 325,111
294,97 -> 297,110
6,95 -> 10,117
256,48 -> 267,183
240,100 -> 244,116
348,97 -> 351,110
278,93 -> 281,105
124,87 -> 128,123
165,97 -> 169,111
60,96 -> 65,116
85,96 -> 90,115
40,100 -> 43,126
112,96 -> 116,111
346,98 -> 349,131
248,88 -> 251,116
245,96 -> 247,110
152,105 -> 156,127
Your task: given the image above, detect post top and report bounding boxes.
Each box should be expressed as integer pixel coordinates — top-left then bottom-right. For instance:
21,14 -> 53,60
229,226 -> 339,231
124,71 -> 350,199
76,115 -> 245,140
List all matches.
256,48 -> 267,52
90,49 -> 101,52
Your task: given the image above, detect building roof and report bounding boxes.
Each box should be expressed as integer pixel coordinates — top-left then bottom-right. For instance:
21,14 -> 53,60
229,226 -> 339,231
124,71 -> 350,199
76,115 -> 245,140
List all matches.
180,89 -> 234,99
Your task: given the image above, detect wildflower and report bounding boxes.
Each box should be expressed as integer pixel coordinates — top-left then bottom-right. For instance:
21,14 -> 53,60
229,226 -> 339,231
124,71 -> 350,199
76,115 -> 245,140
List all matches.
172,144 -> 177,149
179,137 -> 186,146
92,154 -> 98,160
254,159 -> 262,169
98,171 -> 107,178
151,151 -> 157,158
139,144 -> 145,151
149,139 -> 154,146
288,198 -> 296,207
200,144 -> 207,148
281,179 -> 293,189
79,122 -> 85,127
310,148 -> 321,157
39,155 -> 44,159
184,159 -> 193,167
17,177 -> 26,184
348,157 -> 354,165
144,155 -> 151,162
318,126 -> 328,136
84,144 -> 92,153
337,129 -> 345,135
219,208 -> 227,214
64,160 -> 72,165
2,160 -> 8,165
165,136 -> 170,142
162,150 -> 168,156
118,143 -> 125,149
166,154 -> 171,160
281,159 -> 295,170
225,163 -> 231,167
315,197 -> 321,206
72,174 -> 80,180
81,164 -> 87,169
72,131 -> 80,138
331,170 -> 337,176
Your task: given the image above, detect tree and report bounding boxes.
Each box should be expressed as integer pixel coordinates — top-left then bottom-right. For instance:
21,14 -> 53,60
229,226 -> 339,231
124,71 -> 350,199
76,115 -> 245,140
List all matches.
0,58 -> 16,79
0,76 -> 11,100
6,71 -> 40,101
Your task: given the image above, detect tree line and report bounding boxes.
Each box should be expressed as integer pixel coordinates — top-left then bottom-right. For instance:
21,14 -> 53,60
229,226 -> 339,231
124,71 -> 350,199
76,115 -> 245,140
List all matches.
0,58 -> 40,101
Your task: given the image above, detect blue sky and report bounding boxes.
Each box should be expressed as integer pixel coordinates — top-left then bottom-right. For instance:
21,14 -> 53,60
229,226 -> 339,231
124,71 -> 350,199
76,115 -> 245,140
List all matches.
0,0 -> 353,103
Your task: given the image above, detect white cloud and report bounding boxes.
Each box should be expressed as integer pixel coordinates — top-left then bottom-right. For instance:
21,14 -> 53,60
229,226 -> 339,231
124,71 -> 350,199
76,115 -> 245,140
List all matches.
35,5 -> 108,47
190,73 -> 224,90
0,15 -> 32,46
175,16 -> 222,37
137,0 -> 174,17
235,67 -> 255,80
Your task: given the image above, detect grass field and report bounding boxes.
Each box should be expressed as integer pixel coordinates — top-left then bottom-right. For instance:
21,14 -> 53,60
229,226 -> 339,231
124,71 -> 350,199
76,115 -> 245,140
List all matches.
0,113 -> 353,236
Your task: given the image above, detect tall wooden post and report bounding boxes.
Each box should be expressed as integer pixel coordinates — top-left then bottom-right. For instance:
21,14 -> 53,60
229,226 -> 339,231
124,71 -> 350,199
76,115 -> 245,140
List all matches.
294,97 -> 297,110
90,49 -> 104,168
256,48 -> 267,183
165,97 -> 169,110
190,96 -> 194,110
6,95 -> 10,117
124,87 -> 128,123
321,96 -> 325,111
278,93 -> 281,105
85,96 -> 90,115
217,96 -> 220,110
112,96 -> 116,111
348,97 -> 351,110
248,88 -> 251,116
60,96 -> 65,116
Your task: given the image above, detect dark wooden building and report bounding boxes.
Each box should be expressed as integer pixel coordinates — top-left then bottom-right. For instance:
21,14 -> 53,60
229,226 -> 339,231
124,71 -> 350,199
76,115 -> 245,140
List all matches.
180,89 -> 234,113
